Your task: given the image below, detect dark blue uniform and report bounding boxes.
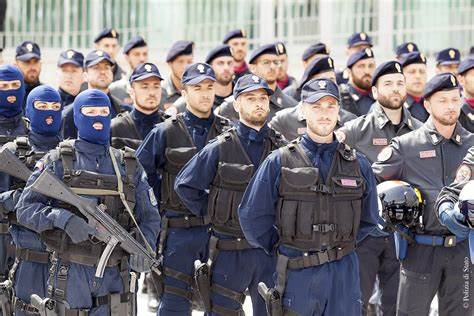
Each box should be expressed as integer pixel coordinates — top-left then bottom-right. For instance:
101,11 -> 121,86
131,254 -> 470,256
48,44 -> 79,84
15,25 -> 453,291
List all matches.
347,83 -> 375,116
405,94 -> 429,122
238,134 -> 379,315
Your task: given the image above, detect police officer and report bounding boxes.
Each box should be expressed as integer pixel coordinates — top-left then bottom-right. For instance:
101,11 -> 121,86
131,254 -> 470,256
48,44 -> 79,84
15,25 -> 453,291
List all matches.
301,42 -> 330,68
223,29 -> 250,82
436,48 -> 461,75
173,44 -> 235,113
57,49 -> 84,108
338,61 -> 422,315
1,85 -> 63,315
161,40 -> 194,112
110,35 -> 149,106
400,52 -> 429,122
175,74 -> 286,315
111,62 -> 164,150
457,57 -> 474,132
217,43 -> 298,122
238,78 -> 379,315
62,49 -> 131,140
341,48 -> 376,116
16,89 -> 161,315
93,27 -> 126,82
372,73 -> 474,316
276,42 -> 297,91
394,42 -> 419,60
14,41 -> 43,109
336,32 -> 373,85
273,57 -> 356,141
136,63 -> 229,315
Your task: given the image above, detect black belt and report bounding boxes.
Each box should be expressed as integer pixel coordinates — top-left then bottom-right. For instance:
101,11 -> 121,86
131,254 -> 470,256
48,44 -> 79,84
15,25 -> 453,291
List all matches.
216,238 -> 253,251
167,215 -> 210,228
57,252 -> 123,267
285,244 -> 355,270
15,247 -> 50,264
92,292 -> 131,308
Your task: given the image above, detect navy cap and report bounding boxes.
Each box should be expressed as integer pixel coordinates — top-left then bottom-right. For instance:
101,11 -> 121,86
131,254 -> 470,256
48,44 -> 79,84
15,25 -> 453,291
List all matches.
275,42 -> 287,55
205,44 -> 233,64
399,52 -> 426,68
233,74 -> 273,99
130,63 -> 163,83
302,42 -> 330,61
249,43 -> 280,64
371,61 -> 404,86
300,56 -> 335,87
423,72 -> 460,99
181,63 -> 216,85
347,48 -> 374,68
470,46 -> 474,56
84,50 -> 114,68
458,57 -> 474,75
123,36 -> 147,55
395,42 -> 419,57
222,29 -> 247,44
436,48 -> 461,65
57,49 -> 84,68
16,41 -> 41,61
166,40 -> 194,63
94,27 -> 119,43
347,32 -> 373,48
301,78 -> 340,103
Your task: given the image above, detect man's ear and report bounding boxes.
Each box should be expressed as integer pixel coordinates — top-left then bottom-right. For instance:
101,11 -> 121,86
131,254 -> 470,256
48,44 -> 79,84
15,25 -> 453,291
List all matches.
233,97 -> 241,114
371,85 -> 378,100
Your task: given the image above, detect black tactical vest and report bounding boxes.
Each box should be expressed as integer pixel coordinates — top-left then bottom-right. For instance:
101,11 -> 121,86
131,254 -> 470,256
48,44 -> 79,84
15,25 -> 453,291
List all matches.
208,128 -> 287,237
159,114 -> 229,214
276,141 -> 365,252
41,140 -> 138,256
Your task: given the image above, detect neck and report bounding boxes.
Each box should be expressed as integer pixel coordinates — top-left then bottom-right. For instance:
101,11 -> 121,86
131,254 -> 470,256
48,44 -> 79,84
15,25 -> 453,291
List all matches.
240,119 -> 264,131
432,119 -> 456,140
407,91 -> 423,98
268,81 -> 277,91
89,84 -> 109,94
215,82 -> 233,97
60,85 -> 80,97
464,90 -> 474,99
235,60 -> 245,68
134,104 -> 158,115
171,73 -> 183,92
307,130 -> 334,144
380,104 -> 403,125
350,82 -> 369,95
186,105 -> 211,119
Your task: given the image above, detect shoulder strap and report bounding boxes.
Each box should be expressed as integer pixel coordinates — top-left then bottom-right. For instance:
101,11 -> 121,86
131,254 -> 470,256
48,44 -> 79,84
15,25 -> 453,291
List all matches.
14,136 -> 31,160
279,140 -> 313,168
59,140 -> 76,179
165,114 -> 194,148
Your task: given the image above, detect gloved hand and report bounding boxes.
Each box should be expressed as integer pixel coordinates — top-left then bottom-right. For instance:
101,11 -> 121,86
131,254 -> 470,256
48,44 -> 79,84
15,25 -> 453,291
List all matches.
129,254 -> 150,273
438,202 -> 469,239
0,190 -> 16,214
64,216 -> 96,244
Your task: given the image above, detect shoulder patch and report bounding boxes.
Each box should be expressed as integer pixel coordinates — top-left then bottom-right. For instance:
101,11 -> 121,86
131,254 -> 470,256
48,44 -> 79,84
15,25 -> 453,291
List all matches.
455,164 -> 472,183
377,146 -> 393,162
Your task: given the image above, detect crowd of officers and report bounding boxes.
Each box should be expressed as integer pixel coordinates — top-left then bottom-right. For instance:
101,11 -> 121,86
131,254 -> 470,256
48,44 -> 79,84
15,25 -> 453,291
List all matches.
0,26 -> 471,316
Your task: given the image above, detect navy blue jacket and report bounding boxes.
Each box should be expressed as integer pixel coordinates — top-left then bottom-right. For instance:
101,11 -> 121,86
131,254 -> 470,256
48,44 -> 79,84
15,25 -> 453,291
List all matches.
406,94 -> 429,122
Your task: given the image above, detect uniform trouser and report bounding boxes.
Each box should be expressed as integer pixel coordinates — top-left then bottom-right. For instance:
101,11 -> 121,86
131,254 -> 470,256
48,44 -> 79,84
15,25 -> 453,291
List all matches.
210,247 -> 276,315
282,251 -> 362,315
356,235 -> 399,316
49,259 -> 127,316
158,225 -> 210,316
396,240 -> 473,316
13,260 -> 49,316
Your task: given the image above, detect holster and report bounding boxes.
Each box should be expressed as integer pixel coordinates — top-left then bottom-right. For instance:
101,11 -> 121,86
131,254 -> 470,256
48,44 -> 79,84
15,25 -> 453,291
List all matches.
0,279 -> 13,316
194,260 -> 211,312
258,282 -> 283,316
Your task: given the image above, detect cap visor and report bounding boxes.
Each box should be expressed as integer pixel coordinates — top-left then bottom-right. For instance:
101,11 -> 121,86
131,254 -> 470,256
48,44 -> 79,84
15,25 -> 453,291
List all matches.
303,92 -> 340,103
58,60 -> 82,68
438,60 -> 460,66
131,73 -> 163,82
86,57 -> 114,68
349,41 -> 373,48
235,85 -> 274,98
16,53 -> 41,61
185,75 -> 216,85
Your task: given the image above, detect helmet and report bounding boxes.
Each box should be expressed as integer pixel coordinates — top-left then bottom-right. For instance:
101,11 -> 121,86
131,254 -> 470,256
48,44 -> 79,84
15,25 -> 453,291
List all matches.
459,180 -> 474,227
377,180 -> 423,228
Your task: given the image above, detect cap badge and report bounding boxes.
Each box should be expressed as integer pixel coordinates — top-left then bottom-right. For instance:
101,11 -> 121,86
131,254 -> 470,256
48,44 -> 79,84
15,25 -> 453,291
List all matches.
144,64 -> 152,72
277,43 -> 285,54
241,29 -> 246,37
252,75 -> 260,83
449,49 -> 456,59
421,54 -> 426,62
26,43 -> 33,52
407,43 -> 414,52
360,32 -> 367,40
450,75 -> 456,86
97,50 -> 103,57
328,58 -> 333,68
318,80 -> 327,89
365,48 -> 372,57
395,63 -> 401,73
111,29 -> 117,38
67,50 -> 75,59
197,64 -> 205,73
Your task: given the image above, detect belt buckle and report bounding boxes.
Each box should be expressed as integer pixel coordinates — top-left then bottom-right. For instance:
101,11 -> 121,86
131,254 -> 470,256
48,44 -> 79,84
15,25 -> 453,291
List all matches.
444,235 -> 456,247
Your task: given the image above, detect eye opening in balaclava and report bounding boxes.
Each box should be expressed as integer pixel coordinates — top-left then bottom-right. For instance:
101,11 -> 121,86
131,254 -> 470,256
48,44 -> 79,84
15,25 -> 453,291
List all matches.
0,65 -> 25,118
26,85 -> 62,136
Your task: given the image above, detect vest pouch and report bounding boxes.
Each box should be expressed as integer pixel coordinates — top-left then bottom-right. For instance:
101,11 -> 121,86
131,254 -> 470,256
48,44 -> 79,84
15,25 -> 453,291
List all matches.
67,170 -> 118,190
295,201 -> 315,240
279,167 -> 319,197
164,147 -> 197,174
331,176 -> 364,198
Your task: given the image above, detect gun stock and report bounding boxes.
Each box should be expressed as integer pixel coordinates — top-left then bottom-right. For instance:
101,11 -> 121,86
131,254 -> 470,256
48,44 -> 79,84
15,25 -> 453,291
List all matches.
0,147 -> 32,181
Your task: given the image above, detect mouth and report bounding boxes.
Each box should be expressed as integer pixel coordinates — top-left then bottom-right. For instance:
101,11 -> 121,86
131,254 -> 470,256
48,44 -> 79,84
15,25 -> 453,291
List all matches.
6,96 -> 16,103
45,116 -> 54,125
93,122 -> 104,130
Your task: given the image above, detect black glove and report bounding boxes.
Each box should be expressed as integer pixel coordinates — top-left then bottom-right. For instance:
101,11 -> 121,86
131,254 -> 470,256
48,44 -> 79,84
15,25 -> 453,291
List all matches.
129,254 -> 149,273
64,216 -> 96,244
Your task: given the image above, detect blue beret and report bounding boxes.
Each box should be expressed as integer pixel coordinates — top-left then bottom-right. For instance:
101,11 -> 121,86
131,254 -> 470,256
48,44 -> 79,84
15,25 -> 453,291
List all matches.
301,78 -> 340,103
94,27 -> 119,43
423,72 -> 460,99
205,44 -> 233,64
395,42 -> 419,57
458,57 -> 474,75
300,56 -> 335,87
166,40 -> 194,63
347,32 -> 373,48
470,46 -> 474,56
222,29 -> 247,44
436,48 -> 461,65
123,36 -> 147,55
130,63 -> 163,83
84,50 -> 114,68
58,49 -> 84,68
302,42 -> 330,61
347,48 -> 374,68
249,43 -> 280,64
181,63 -> 216,85
233,74 -> 273,99
399,52 -> 426,68
371,61 -> 403,86
16,41 -> 41,61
